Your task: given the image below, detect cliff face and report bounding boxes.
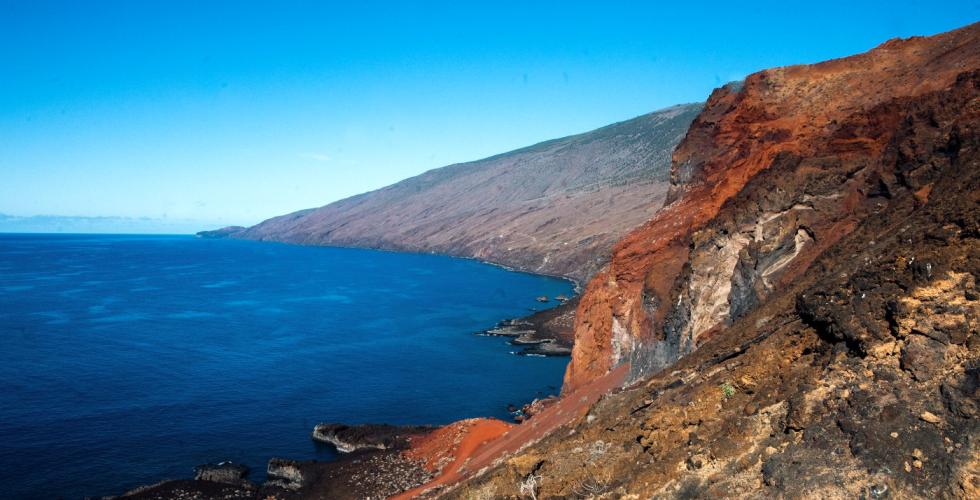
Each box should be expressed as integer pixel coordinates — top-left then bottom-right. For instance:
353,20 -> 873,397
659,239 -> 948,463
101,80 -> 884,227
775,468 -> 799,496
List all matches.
565,22 -> 980,391
446,27 -> 980,499
228,104 -> 702,282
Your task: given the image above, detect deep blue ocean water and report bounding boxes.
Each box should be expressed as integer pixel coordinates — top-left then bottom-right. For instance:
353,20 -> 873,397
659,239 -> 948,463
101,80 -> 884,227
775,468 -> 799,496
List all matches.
0,234 -> 574,499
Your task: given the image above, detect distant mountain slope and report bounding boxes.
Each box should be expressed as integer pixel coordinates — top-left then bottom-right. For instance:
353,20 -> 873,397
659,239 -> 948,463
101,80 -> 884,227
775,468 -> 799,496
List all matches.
224,104 -> 702,282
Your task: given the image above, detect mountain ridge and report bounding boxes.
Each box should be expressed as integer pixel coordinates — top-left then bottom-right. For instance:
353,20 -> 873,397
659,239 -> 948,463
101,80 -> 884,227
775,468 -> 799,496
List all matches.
205,103 -> 703,282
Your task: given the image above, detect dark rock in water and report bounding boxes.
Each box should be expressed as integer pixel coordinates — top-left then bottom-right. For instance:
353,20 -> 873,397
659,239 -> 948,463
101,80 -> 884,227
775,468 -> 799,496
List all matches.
261,451 -> 433,499
106,464 -> 255,498
518,342 -> 573,356
193,462 -> 249,485
510,332 -> 553,345
312,423 -> 433,453
265,458 -> 307,491
107,479 -> 255,499
109,449 -> 433,500
487,296 -> 579,356
482,326 -> 534,337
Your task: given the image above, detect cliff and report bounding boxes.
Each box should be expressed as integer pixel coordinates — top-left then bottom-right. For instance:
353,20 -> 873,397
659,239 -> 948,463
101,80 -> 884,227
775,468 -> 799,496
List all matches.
437,22 -> 980,498
219,104 -> 702,282
565,21 -> 980,391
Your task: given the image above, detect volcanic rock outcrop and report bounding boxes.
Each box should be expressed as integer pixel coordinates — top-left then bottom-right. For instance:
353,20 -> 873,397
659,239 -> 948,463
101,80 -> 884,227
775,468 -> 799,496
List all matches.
312,423 -> 433,453
205,104 -> 701,282
565,21 -> 980,392
437,22 -> 980,498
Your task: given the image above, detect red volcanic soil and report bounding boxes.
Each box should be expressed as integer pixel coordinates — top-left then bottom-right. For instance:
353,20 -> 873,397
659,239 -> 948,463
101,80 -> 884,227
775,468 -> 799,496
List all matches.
402,419 -> 513,478
394,364 -> 628,498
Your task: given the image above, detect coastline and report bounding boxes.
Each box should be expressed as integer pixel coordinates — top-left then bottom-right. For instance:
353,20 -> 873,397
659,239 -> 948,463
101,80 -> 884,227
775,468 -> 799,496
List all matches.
200,232 -> 585,294
105,238 -> 580,499
230,236 -> 585,354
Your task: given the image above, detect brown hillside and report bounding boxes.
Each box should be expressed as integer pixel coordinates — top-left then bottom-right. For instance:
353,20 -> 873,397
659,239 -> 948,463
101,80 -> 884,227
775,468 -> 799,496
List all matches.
224,104 -> 702,282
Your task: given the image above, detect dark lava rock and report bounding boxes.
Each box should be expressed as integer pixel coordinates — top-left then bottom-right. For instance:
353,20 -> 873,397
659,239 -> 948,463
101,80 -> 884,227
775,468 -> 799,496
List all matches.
311,423 -> 433,453
518,342 -> 573,356
265,458 -> 308,491
901,335 -> 947,381
109,479 -> 255,499
942,366 -> 980,418
193,462 -> 249,485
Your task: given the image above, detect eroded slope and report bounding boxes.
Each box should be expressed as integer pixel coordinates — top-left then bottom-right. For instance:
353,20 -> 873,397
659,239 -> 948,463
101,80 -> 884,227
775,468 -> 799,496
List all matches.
566,22 -> 980,391
449,64 -> 980,500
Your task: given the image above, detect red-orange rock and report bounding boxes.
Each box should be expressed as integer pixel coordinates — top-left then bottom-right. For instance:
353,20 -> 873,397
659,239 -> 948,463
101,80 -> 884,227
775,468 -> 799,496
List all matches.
565,22 -> 980,392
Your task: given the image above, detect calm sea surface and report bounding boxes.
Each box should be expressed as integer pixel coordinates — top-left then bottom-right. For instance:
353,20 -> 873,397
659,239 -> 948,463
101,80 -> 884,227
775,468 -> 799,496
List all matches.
0,234 -> 573,499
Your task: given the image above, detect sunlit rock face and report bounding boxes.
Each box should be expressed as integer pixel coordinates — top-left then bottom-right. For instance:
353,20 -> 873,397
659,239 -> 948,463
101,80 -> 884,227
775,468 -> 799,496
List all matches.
565,22 -> 980,392
448,23 -> 980,500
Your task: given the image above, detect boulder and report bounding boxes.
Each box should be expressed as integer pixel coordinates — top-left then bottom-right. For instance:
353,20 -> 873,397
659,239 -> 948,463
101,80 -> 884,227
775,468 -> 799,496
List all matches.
266,458 -> 308,491
193,462 -> 249,485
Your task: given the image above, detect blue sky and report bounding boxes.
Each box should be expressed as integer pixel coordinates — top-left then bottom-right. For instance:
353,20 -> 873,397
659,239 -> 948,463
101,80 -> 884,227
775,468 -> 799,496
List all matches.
1,1 -> 977,231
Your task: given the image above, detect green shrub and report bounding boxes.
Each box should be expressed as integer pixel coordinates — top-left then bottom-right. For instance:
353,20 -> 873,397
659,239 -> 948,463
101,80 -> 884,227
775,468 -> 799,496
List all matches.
720,382 -> 737,400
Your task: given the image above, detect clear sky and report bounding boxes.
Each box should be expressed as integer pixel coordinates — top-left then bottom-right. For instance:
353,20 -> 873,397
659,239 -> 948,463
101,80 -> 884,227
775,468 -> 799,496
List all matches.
1,1 -> 977,231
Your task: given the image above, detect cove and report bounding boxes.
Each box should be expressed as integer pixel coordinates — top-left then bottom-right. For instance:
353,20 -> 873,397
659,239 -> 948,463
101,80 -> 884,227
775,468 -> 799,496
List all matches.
0,234 -> 574,499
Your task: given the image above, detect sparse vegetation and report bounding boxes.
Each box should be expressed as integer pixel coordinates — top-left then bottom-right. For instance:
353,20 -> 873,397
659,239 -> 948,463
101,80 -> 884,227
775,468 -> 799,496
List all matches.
720,382 -> 737,400
587,440 -> 610,462
572,468 -> 611,498
519,472 -> 542,500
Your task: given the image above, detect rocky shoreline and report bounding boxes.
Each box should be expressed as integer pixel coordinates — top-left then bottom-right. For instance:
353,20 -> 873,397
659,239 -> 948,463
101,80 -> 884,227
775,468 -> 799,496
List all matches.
104,297 -> 573,499
105,394 -> 561,499
310,423 -> 433,453
103,22 -> 980,499
104,384 -> 566,499
479,296 -> 578,356
105,425 -> 437,500
103,297 -> 578,500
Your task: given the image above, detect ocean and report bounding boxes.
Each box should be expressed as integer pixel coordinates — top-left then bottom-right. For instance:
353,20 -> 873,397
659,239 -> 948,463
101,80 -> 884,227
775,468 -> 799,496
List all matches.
0,234 -> 574,499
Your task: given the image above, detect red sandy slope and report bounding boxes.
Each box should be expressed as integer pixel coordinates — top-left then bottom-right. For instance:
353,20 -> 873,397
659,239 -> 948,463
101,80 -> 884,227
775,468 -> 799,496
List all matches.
394,364 -> 628,498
